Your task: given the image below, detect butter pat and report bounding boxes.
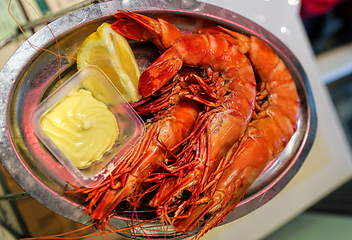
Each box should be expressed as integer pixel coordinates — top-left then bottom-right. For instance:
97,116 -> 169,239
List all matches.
30,66 -> 145,188
40,89 -> 119,169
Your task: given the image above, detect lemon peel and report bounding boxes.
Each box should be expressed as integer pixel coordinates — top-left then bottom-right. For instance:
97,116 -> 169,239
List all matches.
77,23 -> 141,102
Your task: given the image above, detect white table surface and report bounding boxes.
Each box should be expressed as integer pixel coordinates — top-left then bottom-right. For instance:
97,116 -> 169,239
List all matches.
187,1 -> 352,239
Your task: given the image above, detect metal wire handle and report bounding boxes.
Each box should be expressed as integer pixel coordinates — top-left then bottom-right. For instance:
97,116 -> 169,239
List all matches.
0,192 -> 30,201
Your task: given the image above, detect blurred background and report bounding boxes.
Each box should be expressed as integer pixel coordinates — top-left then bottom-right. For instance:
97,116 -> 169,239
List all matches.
0,0 -> 352,239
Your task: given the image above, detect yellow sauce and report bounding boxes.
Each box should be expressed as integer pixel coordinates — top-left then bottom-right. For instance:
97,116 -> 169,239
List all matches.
40,89 -> 119,169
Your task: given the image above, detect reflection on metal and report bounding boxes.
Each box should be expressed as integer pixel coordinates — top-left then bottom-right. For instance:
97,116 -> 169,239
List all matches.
0,0 -> 317,238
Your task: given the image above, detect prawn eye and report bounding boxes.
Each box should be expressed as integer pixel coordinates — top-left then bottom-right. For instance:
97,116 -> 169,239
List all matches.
203,212 -> 211,221
117,200 -> 129,211
181,190 -> 192,201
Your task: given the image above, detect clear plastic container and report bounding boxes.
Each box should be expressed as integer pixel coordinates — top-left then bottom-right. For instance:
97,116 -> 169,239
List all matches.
30,65 -> 145,188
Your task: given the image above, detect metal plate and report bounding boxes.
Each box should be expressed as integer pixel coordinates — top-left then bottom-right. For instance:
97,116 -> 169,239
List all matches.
0,0 -> 317,238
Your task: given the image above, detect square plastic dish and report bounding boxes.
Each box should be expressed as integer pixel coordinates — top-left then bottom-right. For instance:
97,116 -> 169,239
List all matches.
30,65 -> 145,188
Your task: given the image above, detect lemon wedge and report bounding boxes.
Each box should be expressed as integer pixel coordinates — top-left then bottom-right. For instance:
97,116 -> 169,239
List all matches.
77,23 -> 141,102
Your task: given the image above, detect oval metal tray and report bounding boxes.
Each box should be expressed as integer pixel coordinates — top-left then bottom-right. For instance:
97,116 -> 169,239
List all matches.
0,0 -> 317,238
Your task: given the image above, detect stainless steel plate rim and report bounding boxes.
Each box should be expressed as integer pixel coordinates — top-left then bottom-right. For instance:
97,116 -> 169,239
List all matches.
0,0 -> 317,236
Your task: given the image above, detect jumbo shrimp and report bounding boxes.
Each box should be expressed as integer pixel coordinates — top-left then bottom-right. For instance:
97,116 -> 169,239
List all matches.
173,36 -> 300,240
